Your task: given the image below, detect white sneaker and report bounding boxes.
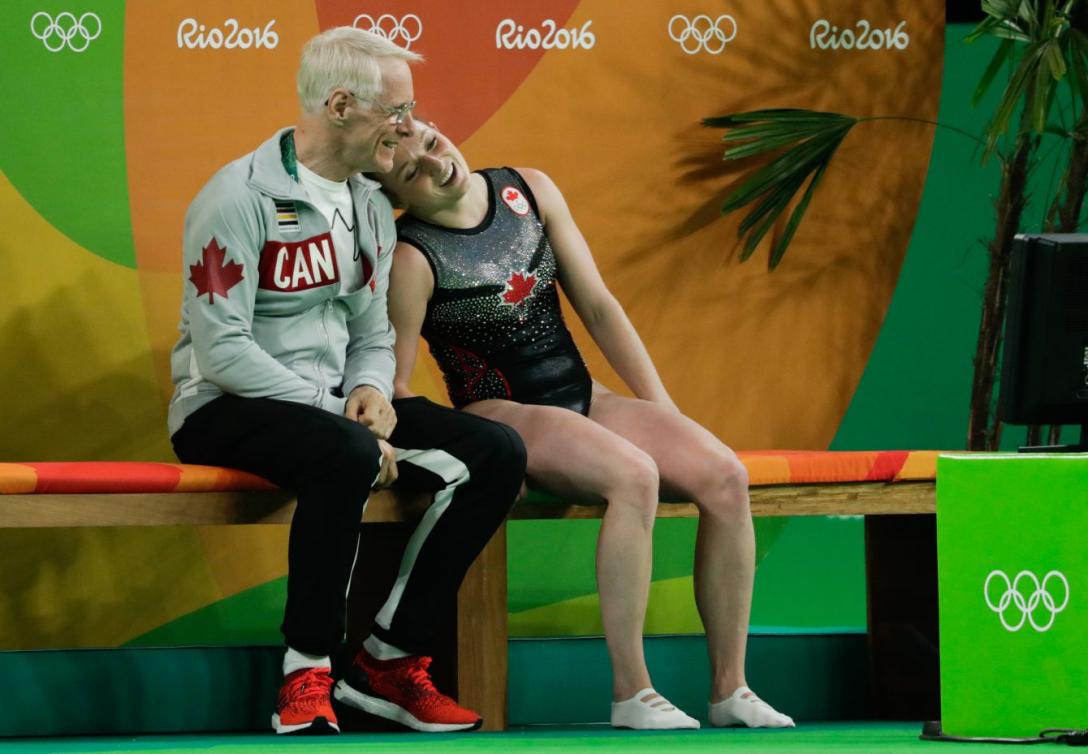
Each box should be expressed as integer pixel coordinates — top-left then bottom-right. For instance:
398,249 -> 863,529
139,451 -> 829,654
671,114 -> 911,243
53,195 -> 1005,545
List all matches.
611,688 -> 700,729
709,686 -> 795,728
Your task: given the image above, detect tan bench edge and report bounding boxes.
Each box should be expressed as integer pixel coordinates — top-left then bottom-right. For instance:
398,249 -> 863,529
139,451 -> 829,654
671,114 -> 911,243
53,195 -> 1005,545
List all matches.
0,480 -> 934,528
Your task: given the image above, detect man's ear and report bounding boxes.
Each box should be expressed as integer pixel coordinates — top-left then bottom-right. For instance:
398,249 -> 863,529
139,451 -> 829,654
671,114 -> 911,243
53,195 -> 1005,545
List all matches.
326,89 -> 353,123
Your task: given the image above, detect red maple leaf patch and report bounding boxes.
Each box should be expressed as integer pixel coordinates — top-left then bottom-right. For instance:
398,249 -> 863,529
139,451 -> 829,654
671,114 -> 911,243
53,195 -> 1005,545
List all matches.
190,238 -> 244,304
500,270 -> 538,306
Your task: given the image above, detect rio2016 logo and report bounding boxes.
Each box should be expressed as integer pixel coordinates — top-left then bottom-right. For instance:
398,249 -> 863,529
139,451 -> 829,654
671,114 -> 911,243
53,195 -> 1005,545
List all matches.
810,19 -> 909,51
495,19 -> 595,50
177,18 -> 279,50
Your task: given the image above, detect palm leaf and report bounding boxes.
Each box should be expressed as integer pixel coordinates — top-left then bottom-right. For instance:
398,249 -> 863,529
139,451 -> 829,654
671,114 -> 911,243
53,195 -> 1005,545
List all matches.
769,159 -> 834,270
721,119 -> 836,142
737,159 -> 818,235
1019,0 -> 1040,30
1067,31 -> 1088,102
1046,41 -> 1068,78
721,128 -> 848,213
702,108 -> 850,128
971,0 -> 1082,160
1034,45 -> 1056,130
739,177 -> 804,261
969,0 -> 1034,42
974,38 -> 1016,104
724,127 -> 836,161
719,140 -> 822,212
983,0 -> 1023,18
968,13 -> 1007,42
984,45 -> 1044,156
703,110 -> 856,266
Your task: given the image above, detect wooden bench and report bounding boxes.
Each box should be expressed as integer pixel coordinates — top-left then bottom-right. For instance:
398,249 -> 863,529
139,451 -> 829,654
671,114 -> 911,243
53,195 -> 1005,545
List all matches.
0,451 -> 939,730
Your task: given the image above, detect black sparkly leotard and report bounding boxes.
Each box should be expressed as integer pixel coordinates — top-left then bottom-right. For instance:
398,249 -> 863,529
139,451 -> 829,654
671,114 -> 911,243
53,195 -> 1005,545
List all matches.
397,167 -> 592,415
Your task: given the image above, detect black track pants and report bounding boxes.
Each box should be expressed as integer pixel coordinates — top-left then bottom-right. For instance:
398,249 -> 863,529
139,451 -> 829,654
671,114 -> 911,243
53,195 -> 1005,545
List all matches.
171,394 -> 526,656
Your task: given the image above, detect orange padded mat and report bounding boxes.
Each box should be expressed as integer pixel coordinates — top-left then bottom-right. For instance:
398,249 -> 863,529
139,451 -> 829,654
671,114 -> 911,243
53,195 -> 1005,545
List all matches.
0,451 -> 938,495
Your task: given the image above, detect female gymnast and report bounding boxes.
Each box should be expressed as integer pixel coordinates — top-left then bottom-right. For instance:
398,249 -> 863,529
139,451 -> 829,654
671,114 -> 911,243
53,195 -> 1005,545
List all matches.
378,123 -> 794,730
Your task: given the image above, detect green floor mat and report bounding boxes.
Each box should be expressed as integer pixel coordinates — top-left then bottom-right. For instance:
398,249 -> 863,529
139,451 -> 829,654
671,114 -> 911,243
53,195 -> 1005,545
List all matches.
0,723 -> 1035,754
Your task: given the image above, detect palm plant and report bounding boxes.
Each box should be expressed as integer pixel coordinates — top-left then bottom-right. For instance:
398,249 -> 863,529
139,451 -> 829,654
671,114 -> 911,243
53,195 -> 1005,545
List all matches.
703,0 -> 1088,451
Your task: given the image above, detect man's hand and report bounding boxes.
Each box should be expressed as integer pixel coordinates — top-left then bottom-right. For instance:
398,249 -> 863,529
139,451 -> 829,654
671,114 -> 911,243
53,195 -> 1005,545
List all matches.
374,439 -> 398,489
345,385 -> 397,439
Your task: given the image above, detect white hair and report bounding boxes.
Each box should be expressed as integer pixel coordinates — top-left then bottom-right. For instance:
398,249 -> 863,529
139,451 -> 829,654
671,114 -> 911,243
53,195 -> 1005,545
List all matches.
297,27 -> 422,113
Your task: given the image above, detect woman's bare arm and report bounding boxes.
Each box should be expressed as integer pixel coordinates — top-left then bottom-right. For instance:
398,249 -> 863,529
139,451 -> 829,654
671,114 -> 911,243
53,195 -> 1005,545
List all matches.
387,241 -> 435,399
519,168 -> 676,409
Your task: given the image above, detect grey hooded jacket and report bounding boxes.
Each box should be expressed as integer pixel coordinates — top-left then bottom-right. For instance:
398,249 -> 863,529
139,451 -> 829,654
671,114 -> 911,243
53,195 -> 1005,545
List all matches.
168,128 -> 396,436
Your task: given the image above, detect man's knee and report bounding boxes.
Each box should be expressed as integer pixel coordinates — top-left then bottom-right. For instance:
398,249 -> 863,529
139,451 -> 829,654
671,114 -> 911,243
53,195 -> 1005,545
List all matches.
492,421 -> 528,476
474,419 -> 527,488
318,421 -> 383,485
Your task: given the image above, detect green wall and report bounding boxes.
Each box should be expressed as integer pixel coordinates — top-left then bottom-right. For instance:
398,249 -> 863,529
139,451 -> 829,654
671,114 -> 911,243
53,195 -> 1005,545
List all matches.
834,27 -> 1073,452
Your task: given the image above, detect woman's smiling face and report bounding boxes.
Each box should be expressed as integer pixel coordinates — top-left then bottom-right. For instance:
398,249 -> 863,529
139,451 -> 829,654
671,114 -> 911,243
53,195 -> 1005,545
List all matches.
378,124 -> 472,212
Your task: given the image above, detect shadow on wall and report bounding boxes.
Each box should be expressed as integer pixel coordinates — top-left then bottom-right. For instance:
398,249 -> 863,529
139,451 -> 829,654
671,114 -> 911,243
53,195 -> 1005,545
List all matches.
0,524 -> 216,650
654,0 -> 943,268
0,276 -> 173,462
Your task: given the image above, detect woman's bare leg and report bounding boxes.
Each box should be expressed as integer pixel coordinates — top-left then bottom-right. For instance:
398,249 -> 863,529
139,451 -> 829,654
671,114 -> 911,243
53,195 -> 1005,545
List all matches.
587,388 -> 755,702
463,399 -> 658,700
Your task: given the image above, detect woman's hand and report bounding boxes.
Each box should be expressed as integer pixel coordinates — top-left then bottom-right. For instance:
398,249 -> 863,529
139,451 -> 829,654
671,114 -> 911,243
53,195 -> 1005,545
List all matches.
654,396 -> 681,414
373,439 -> 399,488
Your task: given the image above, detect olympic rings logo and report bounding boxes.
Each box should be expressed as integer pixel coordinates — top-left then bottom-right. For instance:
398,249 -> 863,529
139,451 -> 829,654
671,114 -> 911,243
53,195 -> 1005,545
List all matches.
30,11 -> 101,53
984,570 -> 1070,633
668,14 -> 736,55
353,14 -> 422,49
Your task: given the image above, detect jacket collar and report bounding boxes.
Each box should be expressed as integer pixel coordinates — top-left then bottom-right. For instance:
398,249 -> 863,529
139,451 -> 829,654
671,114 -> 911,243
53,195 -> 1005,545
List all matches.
248,127 -> 381,202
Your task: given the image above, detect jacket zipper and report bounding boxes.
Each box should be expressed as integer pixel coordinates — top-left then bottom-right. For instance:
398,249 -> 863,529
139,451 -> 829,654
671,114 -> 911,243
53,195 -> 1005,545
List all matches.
316,299 -> 333,397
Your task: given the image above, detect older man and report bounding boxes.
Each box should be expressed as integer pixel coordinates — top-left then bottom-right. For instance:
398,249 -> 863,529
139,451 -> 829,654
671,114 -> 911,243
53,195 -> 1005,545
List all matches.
168,27 -> 525,735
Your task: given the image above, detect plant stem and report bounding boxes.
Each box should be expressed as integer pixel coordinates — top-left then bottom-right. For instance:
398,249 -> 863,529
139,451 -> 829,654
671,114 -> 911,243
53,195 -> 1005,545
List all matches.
1049,110 -> 1088,231
857,116 -> 988,148
1036,109 -> 1088,442
968,125 -> 1038,450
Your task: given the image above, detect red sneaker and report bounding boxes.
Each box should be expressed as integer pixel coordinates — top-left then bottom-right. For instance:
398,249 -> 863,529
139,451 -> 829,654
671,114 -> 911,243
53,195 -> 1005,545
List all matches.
272,667 -> 340,735
333,650 -> 482,732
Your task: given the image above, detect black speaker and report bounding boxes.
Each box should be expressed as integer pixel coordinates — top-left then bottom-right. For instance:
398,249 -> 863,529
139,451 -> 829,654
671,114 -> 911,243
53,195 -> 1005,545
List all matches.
999,233 -> 1088,426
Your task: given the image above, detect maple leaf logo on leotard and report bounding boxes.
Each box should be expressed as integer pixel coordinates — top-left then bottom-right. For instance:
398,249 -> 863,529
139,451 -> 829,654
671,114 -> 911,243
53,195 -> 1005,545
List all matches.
500,270 -> 538,306
445,344 -> 511,404
501,185 -> 530,215
190,238 -> 244,304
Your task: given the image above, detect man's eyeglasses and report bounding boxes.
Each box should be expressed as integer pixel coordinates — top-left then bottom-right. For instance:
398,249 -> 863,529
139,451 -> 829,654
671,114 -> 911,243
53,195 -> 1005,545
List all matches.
326,90 -> 416,125
368,97 -> 416,125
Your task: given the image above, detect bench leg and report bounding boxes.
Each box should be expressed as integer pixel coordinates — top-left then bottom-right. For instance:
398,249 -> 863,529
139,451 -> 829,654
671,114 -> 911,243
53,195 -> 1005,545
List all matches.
865,513 -> 939,720
343,521 -> 509,731
456,522 -> 508,731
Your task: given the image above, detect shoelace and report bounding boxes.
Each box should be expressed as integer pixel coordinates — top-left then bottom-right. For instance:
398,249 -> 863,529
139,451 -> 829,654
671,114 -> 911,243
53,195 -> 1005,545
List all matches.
402,657 -> 440,696
282,669 -> 334,712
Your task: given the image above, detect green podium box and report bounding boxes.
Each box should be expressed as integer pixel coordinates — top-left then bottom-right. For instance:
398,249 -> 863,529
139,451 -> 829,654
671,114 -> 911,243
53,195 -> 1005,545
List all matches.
937,454 -> 1087,738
